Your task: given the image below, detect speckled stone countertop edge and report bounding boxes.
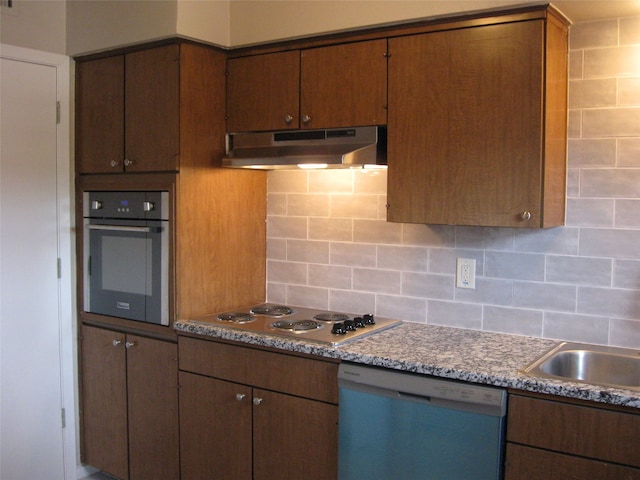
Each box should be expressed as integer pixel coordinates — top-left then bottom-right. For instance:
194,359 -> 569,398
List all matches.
174,320 -> 640,409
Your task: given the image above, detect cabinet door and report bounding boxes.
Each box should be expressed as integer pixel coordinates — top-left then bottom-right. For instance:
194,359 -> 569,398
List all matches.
301,39 -> 387,129
505,444 -> 640,480
76,56 -> 124,174
226,50 -> 300,132
253,389 -> 338,480
80,325 -> 128,479
179,372 -> 252,480
125,44 -> 180,172
127,335 -> 179,480
387,21 -> 544,227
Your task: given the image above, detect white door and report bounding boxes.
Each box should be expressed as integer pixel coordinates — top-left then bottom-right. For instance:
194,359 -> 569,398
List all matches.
0,56 -> 66,479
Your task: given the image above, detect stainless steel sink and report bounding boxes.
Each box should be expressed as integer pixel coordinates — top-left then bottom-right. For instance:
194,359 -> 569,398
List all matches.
521,342 -> 640,391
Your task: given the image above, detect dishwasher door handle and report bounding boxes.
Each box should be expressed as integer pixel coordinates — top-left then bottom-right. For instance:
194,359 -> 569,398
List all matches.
397,391 -> 432,404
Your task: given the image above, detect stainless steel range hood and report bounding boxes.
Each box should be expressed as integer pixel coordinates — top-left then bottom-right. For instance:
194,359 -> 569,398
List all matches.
223,126 -> 386,170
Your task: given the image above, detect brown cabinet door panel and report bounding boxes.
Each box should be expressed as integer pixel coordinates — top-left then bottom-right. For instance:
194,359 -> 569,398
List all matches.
507,394 -> 640,468
301,39 -> 387,129
253,389 -> 338,480
76,56 -> 124,174
388,21 -> 544,226
227,50 -> 300,132
127,335 -> 179,480
505,444 -> 640,480
179,372 -> 252,480
125,44 -> 180,172
80,326 -> 128,480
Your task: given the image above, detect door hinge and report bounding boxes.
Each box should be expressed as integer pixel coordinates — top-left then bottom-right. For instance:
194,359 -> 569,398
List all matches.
61,408 -> 66,428
56,101 -> 61,124
57,257 -> 61,279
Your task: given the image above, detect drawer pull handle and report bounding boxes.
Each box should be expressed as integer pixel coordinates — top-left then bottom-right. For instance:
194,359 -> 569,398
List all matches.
253,397 -> 263,406
236,393 -> 246,401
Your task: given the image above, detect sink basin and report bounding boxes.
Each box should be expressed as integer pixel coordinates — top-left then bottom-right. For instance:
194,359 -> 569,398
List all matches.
521,342 -> 640,391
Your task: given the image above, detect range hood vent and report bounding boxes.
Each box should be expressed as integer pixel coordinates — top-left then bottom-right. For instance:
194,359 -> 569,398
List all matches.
223,126 -> 386,170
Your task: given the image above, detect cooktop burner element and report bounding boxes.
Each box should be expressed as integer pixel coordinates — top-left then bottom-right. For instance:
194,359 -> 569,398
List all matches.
250,304 -> 294,316
270,319 -> 323,332
313,312 -> 349,322
195,304 -> 402,346
217,312 -> 255,324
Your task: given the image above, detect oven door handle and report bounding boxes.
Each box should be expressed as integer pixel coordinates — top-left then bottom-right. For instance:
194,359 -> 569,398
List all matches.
87,224 -> 155,233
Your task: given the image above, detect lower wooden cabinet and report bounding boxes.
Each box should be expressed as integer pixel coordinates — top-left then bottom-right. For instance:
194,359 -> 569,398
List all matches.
80,325 -> 179,480
178,336 -> 339,479
505,392 -> 640,479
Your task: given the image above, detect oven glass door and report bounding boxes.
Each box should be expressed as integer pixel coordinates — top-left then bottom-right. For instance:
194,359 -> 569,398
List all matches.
85,220 -> 168,325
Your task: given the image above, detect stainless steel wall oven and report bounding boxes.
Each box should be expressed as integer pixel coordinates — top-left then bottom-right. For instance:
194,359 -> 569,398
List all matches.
83,191 -> 169,326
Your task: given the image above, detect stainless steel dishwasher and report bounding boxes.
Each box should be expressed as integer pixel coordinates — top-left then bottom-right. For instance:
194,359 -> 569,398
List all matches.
338,363 -> 507,480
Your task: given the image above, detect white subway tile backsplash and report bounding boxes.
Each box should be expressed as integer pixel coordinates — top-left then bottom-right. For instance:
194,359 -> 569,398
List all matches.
287,285 -> 329,309
578,286 -> 640,319
614,199 -> 640,228
618,138 -> 640,167
483,306 -> 543,336
263,17 -> 640,348
609,319 -> 640,348
566,198 -> 614,227
546,255 -> 612,286
287,193 -> 330,217
427,300 -> 482,329
513,281 -> 577,312
569,78 -> 617,108
377,245 -> 429,272
402,223 -> 456,247
308,264 -> 351,289
308,217 -> 352,241
543,312 -> 610,344
402,272 -> 453,300
352,267 -> 401,294
329,289 -> 376,314
514,228 -> 579,255
486,251 -> 545,281
454,277 -> 513,306
580,228 -> 640,259
568,138 -> 616,167
287,239 -> 329,263
377,294 -> 427,323
330,242 -> 377,267
581,168 -> 640,197
613,259 -> 640,289
570,19 -> 618,50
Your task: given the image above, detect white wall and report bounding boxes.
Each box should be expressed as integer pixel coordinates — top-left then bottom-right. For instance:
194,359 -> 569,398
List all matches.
0,0 -> 66,54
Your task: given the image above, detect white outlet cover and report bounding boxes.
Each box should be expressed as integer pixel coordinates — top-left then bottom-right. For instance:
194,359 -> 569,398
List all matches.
456,258 -> 476,289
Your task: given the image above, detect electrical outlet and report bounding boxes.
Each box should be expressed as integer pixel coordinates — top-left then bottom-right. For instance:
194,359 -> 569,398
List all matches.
456,258 -> 476,289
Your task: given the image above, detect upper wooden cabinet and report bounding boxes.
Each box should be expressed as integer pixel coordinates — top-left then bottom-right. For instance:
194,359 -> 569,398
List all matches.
226,39 -> 388,132
76,43 -> 186,174
386,11 -> 569,227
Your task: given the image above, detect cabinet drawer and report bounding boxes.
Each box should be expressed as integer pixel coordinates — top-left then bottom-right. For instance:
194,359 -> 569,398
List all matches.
178,336 -> 338,404
507,394 -> 640,468
505,444 -> 640,480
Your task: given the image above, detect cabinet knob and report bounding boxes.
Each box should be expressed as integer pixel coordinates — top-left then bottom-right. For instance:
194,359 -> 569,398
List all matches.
235,393 -> 246,401
110,160 -> 119,168
302,115 -> 311,124
123,159 -> 133,167
125,341 -> 136,349
284,114 -> 293,124
253,397 -> 263,406
112,339 -> 122,347
521,211 -> 532,221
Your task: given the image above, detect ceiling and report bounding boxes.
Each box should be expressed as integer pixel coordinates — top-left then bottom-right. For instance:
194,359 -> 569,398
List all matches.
552,0 -> 640,22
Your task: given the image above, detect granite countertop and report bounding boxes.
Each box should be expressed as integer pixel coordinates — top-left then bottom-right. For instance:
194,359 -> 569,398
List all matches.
174,319 -> 640,409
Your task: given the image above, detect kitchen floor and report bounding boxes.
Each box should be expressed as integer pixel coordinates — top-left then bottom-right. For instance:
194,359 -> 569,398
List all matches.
79,473 -> 116,480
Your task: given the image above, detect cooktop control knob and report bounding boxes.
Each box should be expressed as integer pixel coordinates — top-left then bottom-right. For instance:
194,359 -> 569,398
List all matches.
344,319 -> 356,331
354,317 -> 365,328
331,323 -> 346,335
363,314 -> 375,325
